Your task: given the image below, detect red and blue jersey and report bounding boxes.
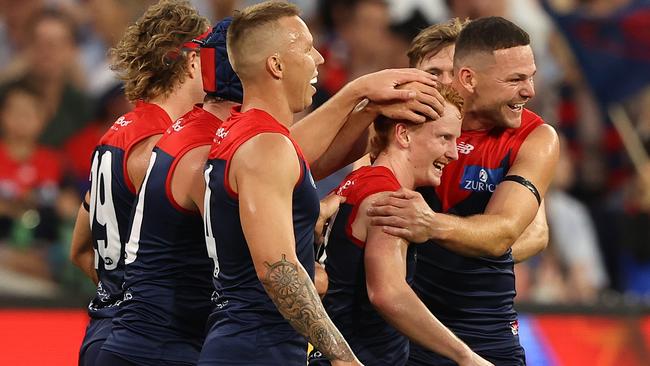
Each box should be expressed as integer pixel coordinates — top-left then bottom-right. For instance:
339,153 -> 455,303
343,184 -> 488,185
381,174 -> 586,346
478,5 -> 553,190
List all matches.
312,166 -> 415,366
409,109 -> 544,365
101,106 -> 221,364
87,101 -> 171,319
199,107 -> 320,365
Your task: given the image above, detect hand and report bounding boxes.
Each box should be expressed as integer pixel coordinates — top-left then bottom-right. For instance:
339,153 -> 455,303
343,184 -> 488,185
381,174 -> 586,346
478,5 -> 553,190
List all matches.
353,68 -> 438,103
315,193 -> 346,245
366,188 -> 435,243
368,81 -> 445,123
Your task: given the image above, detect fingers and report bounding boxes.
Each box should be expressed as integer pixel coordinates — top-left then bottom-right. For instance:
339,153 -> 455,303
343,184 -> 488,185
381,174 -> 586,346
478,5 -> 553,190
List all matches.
384,89 -> 418,102
369,215 -> 409,229
319,193 -> 345,219
381,226 -> 412,241
361,69 -> 439,103
398,82 -> 445,121
391,68 -> 439,87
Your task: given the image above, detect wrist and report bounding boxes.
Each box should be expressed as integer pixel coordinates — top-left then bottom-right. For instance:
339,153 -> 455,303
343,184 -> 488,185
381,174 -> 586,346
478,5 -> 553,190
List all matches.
428,211 -> 450,242
343,75 -> 370,103
453,344 -> 474,364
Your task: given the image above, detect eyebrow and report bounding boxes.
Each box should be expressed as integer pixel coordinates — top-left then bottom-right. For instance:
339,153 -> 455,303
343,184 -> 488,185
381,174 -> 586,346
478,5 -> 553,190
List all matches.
509,70 -> 537,79
425,67 -> 443,74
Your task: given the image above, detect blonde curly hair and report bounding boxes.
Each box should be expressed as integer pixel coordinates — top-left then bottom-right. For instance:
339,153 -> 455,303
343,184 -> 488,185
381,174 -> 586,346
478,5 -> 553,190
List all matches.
110,0 -> 209,102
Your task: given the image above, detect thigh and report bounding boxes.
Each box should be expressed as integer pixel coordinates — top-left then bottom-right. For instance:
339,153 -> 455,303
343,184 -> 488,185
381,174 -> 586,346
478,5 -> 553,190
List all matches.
95,350 -> 139,366
78,318 -> 113,366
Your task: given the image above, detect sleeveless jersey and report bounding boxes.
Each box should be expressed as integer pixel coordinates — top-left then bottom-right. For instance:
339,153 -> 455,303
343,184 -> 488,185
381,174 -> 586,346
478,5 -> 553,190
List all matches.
311,166 -> 415,366
87,101 -> 171,319
101,106 -> 221,364
199,107 -> 320,365
408,109 -> 544,365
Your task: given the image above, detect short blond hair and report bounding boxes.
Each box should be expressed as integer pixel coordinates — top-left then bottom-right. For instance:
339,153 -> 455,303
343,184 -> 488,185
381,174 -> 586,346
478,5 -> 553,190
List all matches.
227,1 -> 300,77
407,18 -> 467,68
370,84 -> 463,158
110,0 -> 208,102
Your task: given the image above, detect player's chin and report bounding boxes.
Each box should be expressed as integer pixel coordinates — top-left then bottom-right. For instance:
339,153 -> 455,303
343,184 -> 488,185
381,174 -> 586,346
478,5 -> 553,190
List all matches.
425,173 -> 441,188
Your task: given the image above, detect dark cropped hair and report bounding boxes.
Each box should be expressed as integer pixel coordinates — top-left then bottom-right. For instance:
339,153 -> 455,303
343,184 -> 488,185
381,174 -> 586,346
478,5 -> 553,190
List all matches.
454,16 -> 529,66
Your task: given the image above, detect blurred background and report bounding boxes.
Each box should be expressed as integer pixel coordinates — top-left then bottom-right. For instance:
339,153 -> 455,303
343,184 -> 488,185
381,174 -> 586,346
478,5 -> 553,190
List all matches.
0,0 -> 648,365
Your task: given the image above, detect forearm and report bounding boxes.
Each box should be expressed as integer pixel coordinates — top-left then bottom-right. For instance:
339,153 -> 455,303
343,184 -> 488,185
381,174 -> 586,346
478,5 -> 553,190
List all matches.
512,202 -> 548,263
372,285 -> 471,363
310,105 -> 377,179
430,213 -> 521,258
70,204 -> 98,284
260,254 -> 355,362
291,82 -> 365,165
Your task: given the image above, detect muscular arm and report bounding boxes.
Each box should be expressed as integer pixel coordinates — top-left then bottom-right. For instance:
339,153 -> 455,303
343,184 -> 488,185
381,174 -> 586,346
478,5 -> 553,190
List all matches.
291,69 -> 440,179
369,125 -> 559,257
232,133 -> 358,364
69,192 -> 98,284
360,195 -> 477,364
511,201 -> 548,263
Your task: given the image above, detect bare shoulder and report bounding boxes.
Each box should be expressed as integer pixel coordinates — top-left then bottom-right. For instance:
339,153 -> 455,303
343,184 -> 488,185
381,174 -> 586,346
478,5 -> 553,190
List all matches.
352,191 -> 396,243
231,133 -> 302,190
234,132 -> 299,171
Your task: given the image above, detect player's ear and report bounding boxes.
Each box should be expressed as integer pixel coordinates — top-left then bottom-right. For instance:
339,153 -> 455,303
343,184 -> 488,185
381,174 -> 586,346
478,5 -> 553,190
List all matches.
456,67 -> 476,93
186,50 -> 200,79
395,123 -> 410,148
267,53 -> 283,79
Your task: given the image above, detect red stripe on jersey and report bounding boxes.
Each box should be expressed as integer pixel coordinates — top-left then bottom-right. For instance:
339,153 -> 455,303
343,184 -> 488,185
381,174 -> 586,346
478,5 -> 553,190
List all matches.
335,166 -> 401,248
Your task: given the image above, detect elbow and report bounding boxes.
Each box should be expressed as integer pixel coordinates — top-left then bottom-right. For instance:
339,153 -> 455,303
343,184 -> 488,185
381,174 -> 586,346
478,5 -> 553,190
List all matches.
69,247 -> 83,267
367,285 -> 403,318
536,223 -> 550,253
490,227 -> 519,257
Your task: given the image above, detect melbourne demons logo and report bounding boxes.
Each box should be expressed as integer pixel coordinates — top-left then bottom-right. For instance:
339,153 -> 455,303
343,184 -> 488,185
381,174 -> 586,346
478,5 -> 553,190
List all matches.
457,141 -> 474,155
213,127 -> 229,144
336,179 -> 355,195
169,118 -> 185,133
460,165 -> 504,193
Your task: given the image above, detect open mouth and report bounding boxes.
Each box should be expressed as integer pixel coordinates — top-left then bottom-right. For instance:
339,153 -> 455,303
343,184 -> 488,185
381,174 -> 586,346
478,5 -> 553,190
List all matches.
310,75 -> 318,85
508,102 -> 525,112
433,161 -> 446,174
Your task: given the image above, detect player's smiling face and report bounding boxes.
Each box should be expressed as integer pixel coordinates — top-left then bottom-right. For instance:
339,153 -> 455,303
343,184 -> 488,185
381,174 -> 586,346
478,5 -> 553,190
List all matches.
279,16 -> 324,113
409,101 -> 462,188
471,45 -> 536,129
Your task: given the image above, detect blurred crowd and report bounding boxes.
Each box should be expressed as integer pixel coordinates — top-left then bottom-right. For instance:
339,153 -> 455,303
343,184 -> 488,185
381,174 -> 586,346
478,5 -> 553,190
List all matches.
0,0 -> 649,306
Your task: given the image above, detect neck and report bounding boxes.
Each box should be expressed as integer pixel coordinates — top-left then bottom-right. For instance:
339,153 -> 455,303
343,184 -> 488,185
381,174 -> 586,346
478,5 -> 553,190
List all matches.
203,100 -> 238,121
461,110 -> 494,131
373,149 -> 415,190
240,79 -> 294,127
148,85 -> 198,122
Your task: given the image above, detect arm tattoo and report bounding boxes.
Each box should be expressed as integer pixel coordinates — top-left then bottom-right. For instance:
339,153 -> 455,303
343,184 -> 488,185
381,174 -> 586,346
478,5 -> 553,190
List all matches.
262,254 -> 355,362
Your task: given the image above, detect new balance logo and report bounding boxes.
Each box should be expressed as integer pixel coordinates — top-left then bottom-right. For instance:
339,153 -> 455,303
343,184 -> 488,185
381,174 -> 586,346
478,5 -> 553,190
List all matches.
111,116 -> 132,130
457,142 -> 474,155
